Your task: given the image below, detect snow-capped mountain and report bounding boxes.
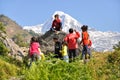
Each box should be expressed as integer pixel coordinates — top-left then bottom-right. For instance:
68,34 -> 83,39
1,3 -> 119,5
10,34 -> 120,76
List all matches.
23,11 -> 82,33
23,11 -> 120,52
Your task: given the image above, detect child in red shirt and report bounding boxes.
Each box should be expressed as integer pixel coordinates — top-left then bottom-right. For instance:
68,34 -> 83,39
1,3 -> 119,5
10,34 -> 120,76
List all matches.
64,28 -> 80,62
51,14 -> 62,31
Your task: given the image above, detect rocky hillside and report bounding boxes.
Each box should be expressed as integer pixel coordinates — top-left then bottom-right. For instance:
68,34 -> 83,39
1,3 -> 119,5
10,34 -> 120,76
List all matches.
0,24 -> 24,61
0,15 -> 32,41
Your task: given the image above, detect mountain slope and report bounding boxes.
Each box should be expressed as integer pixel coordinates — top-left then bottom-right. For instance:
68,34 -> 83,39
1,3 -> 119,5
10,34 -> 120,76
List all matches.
23,11 -> 120,51
0,15 -> 32,40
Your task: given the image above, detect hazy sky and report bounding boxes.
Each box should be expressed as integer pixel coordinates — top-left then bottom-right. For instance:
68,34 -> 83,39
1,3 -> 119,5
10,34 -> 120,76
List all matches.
0,0 -> 120,32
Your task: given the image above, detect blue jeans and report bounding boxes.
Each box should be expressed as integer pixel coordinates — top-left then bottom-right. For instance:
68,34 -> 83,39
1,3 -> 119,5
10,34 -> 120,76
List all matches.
63,55 -> 69,63
88,48 -> 92,58
81,45 -> 91,59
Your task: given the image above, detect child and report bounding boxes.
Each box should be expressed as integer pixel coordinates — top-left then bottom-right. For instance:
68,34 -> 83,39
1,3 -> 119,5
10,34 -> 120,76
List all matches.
64,28 -> 80,62
80,25 -> 89,60
53,36 -> 62,59
60,41 -> 69,63
28,36 -> 41,67
51,14 -> 62,32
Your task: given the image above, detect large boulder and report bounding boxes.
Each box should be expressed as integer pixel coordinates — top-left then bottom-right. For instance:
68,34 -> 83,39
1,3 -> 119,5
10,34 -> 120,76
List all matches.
38,31 -> 66,53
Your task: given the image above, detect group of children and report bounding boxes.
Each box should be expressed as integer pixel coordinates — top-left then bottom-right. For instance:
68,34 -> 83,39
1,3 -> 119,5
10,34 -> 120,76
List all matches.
53,25 -> 92,63
28,14 -> 92,66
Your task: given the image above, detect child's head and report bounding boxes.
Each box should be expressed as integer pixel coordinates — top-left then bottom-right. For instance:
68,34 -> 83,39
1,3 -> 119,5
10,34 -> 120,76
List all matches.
69,28 -> 73,33
81,25 -> 88,32
54,14 -> 59,19
30,36 -> 38,43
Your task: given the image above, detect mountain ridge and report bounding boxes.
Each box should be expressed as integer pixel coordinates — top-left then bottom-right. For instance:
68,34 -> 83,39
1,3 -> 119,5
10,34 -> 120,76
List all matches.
0,14 -> 32,42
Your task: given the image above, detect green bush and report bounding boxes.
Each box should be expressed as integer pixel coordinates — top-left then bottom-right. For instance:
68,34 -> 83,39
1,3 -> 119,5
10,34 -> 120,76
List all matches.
0,58 -> 20,80
23,60 -> 94,80
106,50 -> 120,79
0,22 -> 6,34
0,41 -> 9,55
107,50 -> 120,64
113,41 -> 120,51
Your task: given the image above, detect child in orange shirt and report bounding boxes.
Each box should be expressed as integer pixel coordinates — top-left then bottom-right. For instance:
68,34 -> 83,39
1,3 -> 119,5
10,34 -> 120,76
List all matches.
80,25 -> 89,60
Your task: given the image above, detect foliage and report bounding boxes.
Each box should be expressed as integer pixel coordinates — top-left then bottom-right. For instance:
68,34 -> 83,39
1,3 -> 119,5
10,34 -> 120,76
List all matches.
22,59 -> 94,80
0,57 -> 20,80
0,41 -> 9,55
0,51 -> 120,80
0,22 -> 6,34
107,50 -> 120,64
113,41 -> 120,51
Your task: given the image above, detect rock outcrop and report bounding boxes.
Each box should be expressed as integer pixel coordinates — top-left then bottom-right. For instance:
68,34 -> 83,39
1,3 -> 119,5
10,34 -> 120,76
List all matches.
0,33 -> 24,61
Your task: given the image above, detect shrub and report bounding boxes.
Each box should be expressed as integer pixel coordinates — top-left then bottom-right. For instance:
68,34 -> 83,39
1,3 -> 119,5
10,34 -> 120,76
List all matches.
107,50 -> 120,64
0,58 -> 20,80
0,22 -> 6,34
0,41 -> 9,55
113,41 -> 120,51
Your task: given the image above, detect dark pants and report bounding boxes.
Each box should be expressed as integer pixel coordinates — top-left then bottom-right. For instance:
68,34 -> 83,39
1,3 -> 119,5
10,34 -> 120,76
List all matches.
28,53 -> 40,67
81,45 -> 91,59
68,49 -> 78,62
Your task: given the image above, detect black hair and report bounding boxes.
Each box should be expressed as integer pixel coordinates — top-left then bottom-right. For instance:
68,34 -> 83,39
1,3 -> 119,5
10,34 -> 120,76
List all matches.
81,25 -> 88,31
54,14 -> 59,18
31,36 -> 38,43
69,28 -> 73,33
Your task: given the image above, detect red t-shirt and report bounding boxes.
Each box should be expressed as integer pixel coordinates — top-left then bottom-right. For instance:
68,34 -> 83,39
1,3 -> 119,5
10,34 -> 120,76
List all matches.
52,19 -> 61,29
64,32 -> 80,49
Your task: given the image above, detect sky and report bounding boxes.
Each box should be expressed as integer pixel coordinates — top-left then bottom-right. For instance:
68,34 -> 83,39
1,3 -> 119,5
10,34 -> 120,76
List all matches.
0,0 -> 120,32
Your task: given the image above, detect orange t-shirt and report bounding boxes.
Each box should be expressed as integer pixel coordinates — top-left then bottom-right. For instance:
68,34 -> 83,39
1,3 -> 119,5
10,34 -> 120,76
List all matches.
82,31 -> 89,45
